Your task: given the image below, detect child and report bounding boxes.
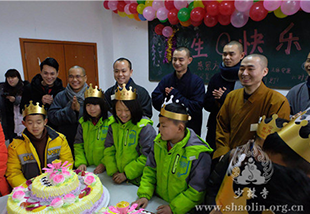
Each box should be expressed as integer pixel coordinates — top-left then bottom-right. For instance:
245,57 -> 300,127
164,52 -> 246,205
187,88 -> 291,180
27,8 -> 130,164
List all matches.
0,122 -> 11,196
5,101 -> 73,188
134,102 -> 213,214
74,84 -> 109,174
103,85 -> 156,185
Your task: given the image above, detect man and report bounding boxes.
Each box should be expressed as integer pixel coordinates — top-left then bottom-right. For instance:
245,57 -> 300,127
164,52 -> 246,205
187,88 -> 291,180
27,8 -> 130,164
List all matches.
214,54 -> 290,160
105,57 -> 152,118
286,52 -> 310,115
20,57 -> 64,129
204,41 -> 244,149
152,47 -> 205,136
48,66 -> 87,155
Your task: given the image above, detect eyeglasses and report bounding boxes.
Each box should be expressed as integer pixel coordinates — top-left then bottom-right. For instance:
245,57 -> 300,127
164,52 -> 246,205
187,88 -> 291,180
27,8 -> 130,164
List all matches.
68,75 -> 85,80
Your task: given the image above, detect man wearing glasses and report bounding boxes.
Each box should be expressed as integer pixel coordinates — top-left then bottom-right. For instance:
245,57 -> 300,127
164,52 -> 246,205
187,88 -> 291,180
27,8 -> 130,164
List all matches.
48,66 -> 88,157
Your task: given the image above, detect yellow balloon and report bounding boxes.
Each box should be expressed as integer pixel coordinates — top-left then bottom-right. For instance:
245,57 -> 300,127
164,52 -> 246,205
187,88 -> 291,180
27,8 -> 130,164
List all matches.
274,7 -> 287,18
217,0 -> 223,2
127,14 -> 134,19
194,0 -> 204,8
118,11 -> 127,17
145,0 -> 153,7
137,4 -> 145,14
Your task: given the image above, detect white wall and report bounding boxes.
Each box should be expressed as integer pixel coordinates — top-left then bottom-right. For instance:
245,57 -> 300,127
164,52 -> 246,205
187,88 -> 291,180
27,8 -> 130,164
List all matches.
0,1 -> 289,140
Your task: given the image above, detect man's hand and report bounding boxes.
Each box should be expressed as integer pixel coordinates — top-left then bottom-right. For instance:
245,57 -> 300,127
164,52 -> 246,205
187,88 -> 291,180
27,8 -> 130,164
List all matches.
165,87 -> 174,96
77,164 -> 87,171
71,96 -> 80,111
212,87 -> 227,99
132,197 -> 149,209
6,96 -> 15,103
94,163 -> 105,174
157,205 -> 172,214
112,172 -> 127,184
42,94 -> 53,105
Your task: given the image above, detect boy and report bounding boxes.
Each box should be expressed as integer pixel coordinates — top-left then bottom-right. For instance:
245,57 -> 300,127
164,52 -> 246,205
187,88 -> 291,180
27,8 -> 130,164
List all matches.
6,101 -> 73,188
134,102 -> 213,214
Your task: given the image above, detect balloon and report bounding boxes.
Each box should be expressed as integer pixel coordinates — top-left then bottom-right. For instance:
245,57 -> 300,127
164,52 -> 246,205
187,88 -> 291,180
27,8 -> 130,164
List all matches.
124,0 -> 132,4
143,6 -> 156,20
174,0 -> 188,10
230,10 -> 249,28
165,0 -> 175,10
207,1 -> 219,16
129,3 -> 138,13
281,0 -> 300,16
218,14 -> 231,25
145,0 -> 153,7
108,1 -> 118,11
157,7 -> 169,20
204,14 -> 218,27
118,11 -> 127,17
168,8 -> 179,24
155,24 -> 165,35
194,0 -> 205,8
234,0 -> 253,12
191,7 -> 205,22
190,19 -> 203,27
274,7 -> 287,18
159,18 -> 168,23
249,1 -> 268,21
219,1 -> 235,16
263,0 -> 282,11
137,4 -> 145,14
178,8 -> 191,22
137,0 -> 146,4
301,1 -> 310,13
124,4 -> 132,14
117,1 -> 126,12
133,13 -> 141,21
202,1 -> 210,8
162,26 -> 173,37
103,1 -> 109,10
152,0 -> 164,10
180,20 -> 191,27
138,13 -> 147,21
127,14 -> 134,18
188,2 -> 195,11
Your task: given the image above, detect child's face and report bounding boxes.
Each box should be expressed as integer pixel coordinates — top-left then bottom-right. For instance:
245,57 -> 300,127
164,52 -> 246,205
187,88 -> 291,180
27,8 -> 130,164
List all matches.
116,101 -> 131,123
86,103 -> 101,118
159,117 -> 180,142
22,115 -> 47,139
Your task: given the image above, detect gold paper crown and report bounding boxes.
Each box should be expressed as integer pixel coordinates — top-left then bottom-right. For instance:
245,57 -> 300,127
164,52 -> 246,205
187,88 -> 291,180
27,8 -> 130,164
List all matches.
256,114 -> 282,140
84,83 -> 104,99
114,84 -> 136,100
277,114 -> 310,163
23,101 -> 47,117
160,104 -> 191,121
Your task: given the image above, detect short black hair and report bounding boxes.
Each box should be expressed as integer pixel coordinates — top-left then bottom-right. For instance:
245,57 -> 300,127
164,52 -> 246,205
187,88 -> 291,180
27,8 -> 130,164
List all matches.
173,47 -> 191,58
112,99 -> 143,125
113,57 -> 132,70
23,113 -> 46,121
5,69 -> 22,80
40,57 -> 59,72
159,102 -> 188,127
83,97 -> 108,121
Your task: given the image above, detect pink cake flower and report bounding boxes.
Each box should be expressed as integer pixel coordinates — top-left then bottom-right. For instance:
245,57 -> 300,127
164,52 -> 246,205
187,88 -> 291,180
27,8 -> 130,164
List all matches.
53,174 -> 65,184
84,174 -> 95,185
12,190 -> 25,201
50,198 -> 63,209
12,186 -> 26,193
63,194 -> 75,204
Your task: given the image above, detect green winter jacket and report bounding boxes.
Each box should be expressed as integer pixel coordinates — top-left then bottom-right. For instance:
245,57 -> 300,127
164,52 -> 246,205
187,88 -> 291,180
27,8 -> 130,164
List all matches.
74,117 -> 110,168
104,116 -> 156,185
137,128 -> 213,214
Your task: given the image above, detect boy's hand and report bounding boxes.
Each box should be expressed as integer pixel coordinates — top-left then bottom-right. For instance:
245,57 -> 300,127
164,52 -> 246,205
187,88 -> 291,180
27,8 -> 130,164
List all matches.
157,205 -> 172,214
132,197 -> 148,209
112,172 -> 127,184
94,164 -> 105,174
77,164 -> 87,171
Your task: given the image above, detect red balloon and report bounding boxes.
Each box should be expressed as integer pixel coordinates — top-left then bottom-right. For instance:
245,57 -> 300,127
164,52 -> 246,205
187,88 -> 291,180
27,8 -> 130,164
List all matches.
191,19 -> 202,27
218,14 -> 231,25
168,8 -> 179,24
155,24 -> 165,35
207,1 -> 219,16
103,1 -> 109,10
113,10 -> 118,14
165,0 -> 175,10
190,7 -> 205,22
117,1 -> 126,12
170,19 -> 179,25
204,14 -> 218,27
219,1 -> 235,16
249,1 -> 268,22
202,1 -> 210,7
129,3 -> 138,14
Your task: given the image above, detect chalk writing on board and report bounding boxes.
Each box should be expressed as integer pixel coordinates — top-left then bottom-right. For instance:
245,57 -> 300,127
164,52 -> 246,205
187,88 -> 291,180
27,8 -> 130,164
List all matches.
276,23 -> 301,55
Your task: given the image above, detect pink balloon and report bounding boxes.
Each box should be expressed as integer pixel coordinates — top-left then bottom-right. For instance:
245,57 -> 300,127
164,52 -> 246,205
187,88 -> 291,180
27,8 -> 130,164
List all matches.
157,7 -> 169,20
162,26 -> 173,37
301,1 -> 310,13
124,1 -> 132,4
152,0 -> 164,11
143,6 -> 156,21
108,1 -> 118,11
174,0 -> 188,10
230,10 -> 249,28
263,0 -> 282,11
124,4 -> 131,15
281,0 -> 300,15
234,0 -> 253,12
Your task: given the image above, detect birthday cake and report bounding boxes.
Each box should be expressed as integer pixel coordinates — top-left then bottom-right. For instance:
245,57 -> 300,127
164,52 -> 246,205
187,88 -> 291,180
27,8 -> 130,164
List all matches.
7,161 -> 104,214
98,201 -> 153,214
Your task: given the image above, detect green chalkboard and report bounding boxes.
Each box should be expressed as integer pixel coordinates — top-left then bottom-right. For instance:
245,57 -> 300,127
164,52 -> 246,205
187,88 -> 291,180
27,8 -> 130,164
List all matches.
148,11 -> 310,89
